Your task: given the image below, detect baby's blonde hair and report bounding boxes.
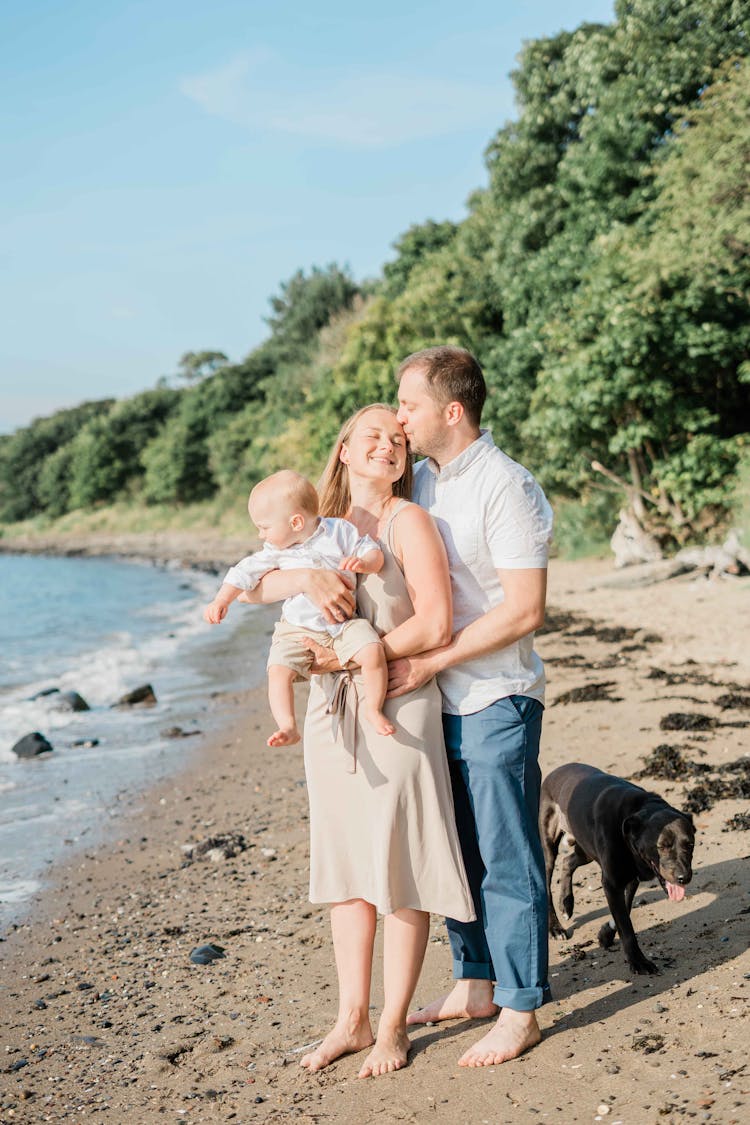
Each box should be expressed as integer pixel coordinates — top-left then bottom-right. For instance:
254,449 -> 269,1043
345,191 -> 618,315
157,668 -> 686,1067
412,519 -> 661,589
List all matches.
249,469 -> 319,517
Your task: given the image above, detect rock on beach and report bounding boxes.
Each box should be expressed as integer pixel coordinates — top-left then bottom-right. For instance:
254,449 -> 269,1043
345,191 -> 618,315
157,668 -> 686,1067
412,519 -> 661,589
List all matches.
11,731 -> 54,758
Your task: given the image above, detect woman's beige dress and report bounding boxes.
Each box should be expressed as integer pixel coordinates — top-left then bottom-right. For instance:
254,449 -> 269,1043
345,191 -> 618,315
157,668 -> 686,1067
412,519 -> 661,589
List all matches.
303,501 -> 475,920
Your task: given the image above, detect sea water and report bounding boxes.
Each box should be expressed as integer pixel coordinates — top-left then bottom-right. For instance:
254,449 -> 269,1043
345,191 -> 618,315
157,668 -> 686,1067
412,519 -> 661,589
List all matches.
0,554 -> 273,929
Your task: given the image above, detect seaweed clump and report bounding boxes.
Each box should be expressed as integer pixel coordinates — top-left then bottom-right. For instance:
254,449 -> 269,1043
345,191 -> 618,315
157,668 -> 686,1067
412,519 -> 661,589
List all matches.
723,811 -> 750,832
683,758 -> 750,814
635,744 -> 710,781
552,682 -> 623,706
659,712 -> 717,732
716,693 -> 750,710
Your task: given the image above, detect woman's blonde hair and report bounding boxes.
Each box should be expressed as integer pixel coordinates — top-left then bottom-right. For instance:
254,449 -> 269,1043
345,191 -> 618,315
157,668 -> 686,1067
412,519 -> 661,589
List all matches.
317,404 -> 413,518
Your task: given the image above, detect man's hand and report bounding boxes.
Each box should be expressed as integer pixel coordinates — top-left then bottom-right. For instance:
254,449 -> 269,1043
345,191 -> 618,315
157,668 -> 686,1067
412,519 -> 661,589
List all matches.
302,637 -> 343,675
305,570 -> 356,625
203,601 -> 228,624
387,652 -> 441,697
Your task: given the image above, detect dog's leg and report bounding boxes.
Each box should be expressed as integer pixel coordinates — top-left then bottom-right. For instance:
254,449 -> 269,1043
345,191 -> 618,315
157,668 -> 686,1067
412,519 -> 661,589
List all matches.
540,798 -> 570,939
559,845 -> 588,921
601,876 -> 657,975
598,877 -> 639,950
543,831 -> 569,940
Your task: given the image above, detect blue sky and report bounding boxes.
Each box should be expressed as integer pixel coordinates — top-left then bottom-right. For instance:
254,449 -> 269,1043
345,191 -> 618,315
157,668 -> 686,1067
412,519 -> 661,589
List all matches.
0,0 -> 614,434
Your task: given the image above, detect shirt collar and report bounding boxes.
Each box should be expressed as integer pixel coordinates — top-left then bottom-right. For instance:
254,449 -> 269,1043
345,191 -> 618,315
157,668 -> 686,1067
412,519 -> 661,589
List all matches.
270,518 -> 324,552
423,429 -> 495,481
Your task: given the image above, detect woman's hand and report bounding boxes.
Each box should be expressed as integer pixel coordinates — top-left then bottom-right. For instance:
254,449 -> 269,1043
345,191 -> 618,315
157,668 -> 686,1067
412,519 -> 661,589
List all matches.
302,638 -> 343,675
387,652 -> 442,697
305,570 -> 356,625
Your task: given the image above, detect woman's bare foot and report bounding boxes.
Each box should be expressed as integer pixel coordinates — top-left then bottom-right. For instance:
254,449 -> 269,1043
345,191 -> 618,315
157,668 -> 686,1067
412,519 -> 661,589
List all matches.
300,1017 -> 374,1073
458,1008 -> 541,1067
267,725 -> 301,747
358,1025 -> 411,1078
364,708 -> 396,736
407,979 -> 499,1025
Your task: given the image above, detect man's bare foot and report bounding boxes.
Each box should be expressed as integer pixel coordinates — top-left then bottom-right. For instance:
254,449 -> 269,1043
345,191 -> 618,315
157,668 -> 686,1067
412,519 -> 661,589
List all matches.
300,1017 -> 374,1073
458,1008 -> 541,1067
358,1025 -> 410,1078
267,726 -> 301,747
407,979 -> 498,1026
364,708 -> 396,737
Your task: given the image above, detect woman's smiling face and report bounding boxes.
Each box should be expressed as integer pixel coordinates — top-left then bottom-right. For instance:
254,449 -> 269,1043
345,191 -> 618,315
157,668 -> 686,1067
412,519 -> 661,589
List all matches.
340,408 -> 408,484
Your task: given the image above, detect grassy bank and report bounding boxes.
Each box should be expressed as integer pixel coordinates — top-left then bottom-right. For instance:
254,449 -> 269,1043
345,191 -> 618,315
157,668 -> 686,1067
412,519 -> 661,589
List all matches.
0,491 -> 252,544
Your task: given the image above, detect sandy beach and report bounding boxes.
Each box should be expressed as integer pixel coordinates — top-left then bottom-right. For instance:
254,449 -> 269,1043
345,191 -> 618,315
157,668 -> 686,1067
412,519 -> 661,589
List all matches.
1,552 -> 748,1125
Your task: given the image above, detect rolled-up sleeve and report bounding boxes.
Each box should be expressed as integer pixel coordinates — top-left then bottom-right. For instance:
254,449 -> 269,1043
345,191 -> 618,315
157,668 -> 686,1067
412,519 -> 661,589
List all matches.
487,477 -> 553,570
224,546 -> 280,590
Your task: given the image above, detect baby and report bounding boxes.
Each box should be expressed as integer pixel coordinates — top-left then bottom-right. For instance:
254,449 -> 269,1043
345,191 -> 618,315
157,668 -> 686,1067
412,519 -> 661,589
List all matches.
203,469 -> 395,747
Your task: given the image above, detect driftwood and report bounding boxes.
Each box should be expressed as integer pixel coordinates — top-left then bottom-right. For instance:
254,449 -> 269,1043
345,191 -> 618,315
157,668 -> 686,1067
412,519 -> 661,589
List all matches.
594,530 -> 749,589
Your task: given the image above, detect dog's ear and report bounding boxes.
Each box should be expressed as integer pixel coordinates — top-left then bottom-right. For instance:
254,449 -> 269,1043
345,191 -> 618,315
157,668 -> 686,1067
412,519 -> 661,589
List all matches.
622,813 -> 643,845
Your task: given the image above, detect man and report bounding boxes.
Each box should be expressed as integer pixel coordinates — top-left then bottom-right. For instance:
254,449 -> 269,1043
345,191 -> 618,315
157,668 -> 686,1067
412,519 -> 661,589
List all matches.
389,345 -> 552,1066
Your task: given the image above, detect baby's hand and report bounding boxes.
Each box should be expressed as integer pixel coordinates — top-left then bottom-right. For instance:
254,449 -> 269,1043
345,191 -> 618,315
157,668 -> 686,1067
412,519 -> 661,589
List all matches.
203,601 -> 228,624
339,555 -> 365,573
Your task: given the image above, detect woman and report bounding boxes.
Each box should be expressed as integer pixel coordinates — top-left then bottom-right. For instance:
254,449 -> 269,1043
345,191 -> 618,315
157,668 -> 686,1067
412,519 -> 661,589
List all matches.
247,404 -> 473,1078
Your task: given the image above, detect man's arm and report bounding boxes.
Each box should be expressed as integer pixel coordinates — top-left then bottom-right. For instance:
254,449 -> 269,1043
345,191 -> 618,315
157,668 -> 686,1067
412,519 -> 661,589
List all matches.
237,567 -> 356,625
387,567 -> 547,696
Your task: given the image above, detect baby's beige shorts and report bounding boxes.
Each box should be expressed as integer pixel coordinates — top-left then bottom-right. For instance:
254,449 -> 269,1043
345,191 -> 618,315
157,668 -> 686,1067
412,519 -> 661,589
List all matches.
267,617 -> 382,680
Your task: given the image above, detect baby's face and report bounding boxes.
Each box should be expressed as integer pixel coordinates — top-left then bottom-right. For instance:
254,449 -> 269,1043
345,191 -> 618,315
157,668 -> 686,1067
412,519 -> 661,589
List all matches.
249,494 -> 308,549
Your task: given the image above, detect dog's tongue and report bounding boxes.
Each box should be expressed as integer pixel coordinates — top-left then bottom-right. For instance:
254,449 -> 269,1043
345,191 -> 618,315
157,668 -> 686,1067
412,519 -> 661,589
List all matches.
666,882 -> 685,902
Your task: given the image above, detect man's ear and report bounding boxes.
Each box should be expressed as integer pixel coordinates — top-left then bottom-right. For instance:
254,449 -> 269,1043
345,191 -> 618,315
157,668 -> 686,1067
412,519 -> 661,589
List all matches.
445,401 -> 465,428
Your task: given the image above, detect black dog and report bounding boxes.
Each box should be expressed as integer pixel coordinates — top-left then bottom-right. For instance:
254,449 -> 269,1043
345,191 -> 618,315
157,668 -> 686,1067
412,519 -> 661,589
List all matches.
540,763 -> 695,974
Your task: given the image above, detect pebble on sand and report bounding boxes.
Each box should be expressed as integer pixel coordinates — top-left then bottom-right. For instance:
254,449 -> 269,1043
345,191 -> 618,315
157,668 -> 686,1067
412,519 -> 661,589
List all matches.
189,943 -> 226,965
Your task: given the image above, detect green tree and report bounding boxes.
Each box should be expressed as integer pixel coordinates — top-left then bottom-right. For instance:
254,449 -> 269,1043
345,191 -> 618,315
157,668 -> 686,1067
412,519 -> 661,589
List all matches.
66,386 -> 179,509
526,59 -> 750,543
0,400 -> 113,521
382,220 -> 459,299
176,351 -> 229,382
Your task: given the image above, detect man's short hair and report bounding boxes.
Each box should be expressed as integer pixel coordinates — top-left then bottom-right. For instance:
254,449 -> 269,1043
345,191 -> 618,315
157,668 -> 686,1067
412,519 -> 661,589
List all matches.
397,346 -> 487,426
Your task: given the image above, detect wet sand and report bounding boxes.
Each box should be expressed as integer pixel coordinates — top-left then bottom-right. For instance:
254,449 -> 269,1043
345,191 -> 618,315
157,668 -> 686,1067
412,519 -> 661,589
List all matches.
1,558 -> 748,1124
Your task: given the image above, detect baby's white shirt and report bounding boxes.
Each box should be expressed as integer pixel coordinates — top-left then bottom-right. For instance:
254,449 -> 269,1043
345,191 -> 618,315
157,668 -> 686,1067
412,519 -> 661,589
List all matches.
224,517 -> 379,636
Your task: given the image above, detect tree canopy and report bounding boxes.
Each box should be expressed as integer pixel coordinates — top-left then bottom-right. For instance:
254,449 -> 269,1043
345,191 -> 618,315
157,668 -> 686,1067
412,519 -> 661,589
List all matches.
2,0 -> 748,548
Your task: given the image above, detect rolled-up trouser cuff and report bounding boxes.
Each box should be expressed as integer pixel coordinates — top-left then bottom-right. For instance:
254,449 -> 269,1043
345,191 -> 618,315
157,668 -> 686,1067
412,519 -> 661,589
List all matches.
452,959 -> 493,981
493,982 -> 552,1011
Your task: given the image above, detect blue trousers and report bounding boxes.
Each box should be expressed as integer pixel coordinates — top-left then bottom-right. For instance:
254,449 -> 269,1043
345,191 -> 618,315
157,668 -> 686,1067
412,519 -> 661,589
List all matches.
443,696 -> 551,1011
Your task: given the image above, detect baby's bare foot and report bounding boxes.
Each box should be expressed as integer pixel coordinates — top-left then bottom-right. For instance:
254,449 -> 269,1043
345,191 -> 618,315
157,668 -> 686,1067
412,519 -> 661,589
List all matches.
267,726 -> 301,747
300,1019 -> 374,1073
358,1026 -> 410,1078
458,1010 -> 541,1067
365,709 -> 396,737
407,980 -> 498,1025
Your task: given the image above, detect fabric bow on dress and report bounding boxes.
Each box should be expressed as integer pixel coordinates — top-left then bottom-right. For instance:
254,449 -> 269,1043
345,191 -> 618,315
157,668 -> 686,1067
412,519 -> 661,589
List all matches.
325,670 -> 359,773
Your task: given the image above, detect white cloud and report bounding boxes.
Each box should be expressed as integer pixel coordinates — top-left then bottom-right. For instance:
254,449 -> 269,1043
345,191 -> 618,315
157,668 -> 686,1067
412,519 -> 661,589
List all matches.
179,49 -> 512,148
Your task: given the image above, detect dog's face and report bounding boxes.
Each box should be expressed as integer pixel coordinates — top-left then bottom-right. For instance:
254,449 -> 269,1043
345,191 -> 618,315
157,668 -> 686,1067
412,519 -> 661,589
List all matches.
623,808 -> 695,901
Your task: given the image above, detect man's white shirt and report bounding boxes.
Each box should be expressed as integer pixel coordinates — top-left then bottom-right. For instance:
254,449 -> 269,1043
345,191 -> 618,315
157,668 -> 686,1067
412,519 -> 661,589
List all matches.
224,517 -> 378,637
412,431 -> 553,715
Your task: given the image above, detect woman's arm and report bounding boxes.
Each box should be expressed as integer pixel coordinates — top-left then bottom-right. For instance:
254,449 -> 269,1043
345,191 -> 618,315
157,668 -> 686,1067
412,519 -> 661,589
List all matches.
388,567 -> 546,697
379,506 -> 452,660
238,567 -> 356,625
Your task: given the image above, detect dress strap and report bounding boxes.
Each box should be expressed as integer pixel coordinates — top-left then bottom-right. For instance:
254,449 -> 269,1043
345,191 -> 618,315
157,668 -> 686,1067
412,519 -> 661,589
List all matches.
383,499 -> 412,553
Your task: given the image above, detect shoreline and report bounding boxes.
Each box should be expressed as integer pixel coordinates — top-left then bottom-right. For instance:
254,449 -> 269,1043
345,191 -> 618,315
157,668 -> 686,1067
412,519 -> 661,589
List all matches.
1,557 -> 748,1123
0,530 -> 259,574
